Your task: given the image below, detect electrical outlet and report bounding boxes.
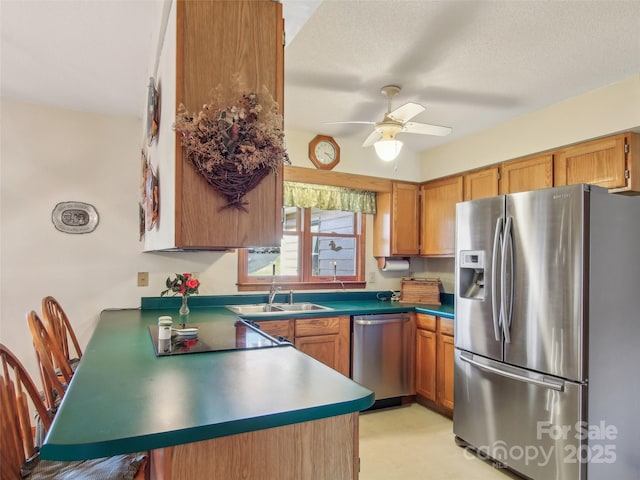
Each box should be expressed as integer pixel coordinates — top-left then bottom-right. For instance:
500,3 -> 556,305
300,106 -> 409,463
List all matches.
137,272 -> 149,287
368,271 -> 376,284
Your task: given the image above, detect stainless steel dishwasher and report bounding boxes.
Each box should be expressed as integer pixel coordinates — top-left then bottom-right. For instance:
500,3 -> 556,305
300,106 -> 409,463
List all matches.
352,313 -> 415,401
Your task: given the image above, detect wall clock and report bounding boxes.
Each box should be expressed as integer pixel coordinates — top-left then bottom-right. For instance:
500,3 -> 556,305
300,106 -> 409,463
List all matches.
309,135 -> 340,170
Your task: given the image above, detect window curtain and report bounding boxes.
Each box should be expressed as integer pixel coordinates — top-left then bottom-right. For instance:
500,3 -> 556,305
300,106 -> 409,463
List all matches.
283,182 -> 376,214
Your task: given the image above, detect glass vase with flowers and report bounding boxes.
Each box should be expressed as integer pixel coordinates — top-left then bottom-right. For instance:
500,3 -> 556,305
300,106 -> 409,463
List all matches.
161,273 -> 200,321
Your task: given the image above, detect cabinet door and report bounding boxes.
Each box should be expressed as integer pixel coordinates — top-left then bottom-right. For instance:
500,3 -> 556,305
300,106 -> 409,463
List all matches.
391,183 -> 420,255
415,328 -> 437,401
295,334 -> 341,371
437,334 -> 455,412
501,154 -> 553,194
295,317 -> 340,337
255,320 -> 293,341
463,166 -> 499,201
373,182 -> 419,257
420,176 -> 463,257
294,316 -> 350,376
554,134 -> 627,190
175,0 -> 284,248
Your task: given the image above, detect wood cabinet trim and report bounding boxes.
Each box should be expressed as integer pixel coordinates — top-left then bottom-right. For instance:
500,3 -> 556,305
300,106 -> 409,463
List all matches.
284,165 -> 394,193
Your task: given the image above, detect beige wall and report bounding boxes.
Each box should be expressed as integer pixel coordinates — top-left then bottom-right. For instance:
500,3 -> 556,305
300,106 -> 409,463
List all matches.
6,75 -> 637,377
417,74 -> 640,291
421,74 -> 640,180
0,100 -> 414,379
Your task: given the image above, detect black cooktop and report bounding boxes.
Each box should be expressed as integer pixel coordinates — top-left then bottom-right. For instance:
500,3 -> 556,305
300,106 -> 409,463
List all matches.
149,319 -> 284,356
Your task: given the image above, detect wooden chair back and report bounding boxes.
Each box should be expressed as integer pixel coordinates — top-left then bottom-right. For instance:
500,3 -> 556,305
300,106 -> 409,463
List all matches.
0,343 -> 54,480
42,296 -> 82,371
27,311 -> 71,411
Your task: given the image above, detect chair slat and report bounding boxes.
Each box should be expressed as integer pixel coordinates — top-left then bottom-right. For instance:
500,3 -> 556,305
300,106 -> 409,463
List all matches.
42,296 -> 82,373
28,311 -> 70,412
2,340 -> 147,480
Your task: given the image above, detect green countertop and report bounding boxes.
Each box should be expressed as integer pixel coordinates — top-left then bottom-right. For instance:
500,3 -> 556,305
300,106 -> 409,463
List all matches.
41,308 -> 375,461
141,291 -> 455,320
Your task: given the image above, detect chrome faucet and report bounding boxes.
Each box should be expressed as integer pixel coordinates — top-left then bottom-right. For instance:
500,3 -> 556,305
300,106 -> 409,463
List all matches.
332,261 -> 345,290
268,284 -> 281,305
268,263 -> 281,305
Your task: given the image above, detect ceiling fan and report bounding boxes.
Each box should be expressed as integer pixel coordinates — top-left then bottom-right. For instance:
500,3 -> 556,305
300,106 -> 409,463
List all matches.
328,85 -> 452,161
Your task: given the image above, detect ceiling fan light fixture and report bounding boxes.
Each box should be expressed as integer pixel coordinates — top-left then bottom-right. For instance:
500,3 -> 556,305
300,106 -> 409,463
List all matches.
374,139 -> 403,161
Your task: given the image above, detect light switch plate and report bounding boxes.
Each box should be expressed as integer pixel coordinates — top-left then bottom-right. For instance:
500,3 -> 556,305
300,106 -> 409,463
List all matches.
137,272 -> 149,287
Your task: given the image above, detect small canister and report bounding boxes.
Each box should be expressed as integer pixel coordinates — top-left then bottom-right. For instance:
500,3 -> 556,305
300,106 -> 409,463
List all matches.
158,315 -> 173,340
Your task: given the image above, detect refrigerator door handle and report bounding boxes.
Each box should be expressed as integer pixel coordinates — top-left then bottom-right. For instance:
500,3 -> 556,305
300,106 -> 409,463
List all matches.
491,217 -> 504,341
460,353 -> 564,391
501,217 -> 513,344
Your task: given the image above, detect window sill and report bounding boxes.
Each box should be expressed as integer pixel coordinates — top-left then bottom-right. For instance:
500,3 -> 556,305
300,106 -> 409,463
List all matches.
237,281 -> 367,292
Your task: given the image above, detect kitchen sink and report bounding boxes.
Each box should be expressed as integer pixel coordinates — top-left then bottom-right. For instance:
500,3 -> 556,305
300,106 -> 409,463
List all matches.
226,304 -> 282,314
226,303 -> 333,315
275,302 -> 332,312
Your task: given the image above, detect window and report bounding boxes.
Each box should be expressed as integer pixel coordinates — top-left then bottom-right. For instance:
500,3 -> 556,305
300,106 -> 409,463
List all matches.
237,206 -> 366,290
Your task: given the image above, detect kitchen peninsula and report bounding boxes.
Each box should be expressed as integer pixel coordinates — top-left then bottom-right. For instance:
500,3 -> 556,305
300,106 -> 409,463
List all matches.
41,303 -> 375,480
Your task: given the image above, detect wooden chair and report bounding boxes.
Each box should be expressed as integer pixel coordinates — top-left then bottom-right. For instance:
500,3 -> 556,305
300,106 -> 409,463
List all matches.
1,343 -> 147,480
27,311 -> 72,412
41,296 -> 82,373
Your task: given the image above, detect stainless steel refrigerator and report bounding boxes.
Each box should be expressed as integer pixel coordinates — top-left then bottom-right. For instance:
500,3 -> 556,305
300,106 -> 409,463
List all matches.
453,184 -> 640,480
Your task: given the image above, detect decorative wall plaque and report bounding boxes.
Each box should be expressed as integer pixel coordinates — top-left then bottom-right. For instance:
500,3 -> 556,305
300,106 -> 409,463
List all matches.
52,202 -> 99,234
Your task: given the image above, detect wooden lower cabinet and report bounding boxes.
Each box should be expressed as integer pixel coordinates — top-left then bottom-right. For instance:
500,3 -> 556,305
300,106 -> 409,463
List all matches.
257,316 -> 350,377
150,413 -> 360,480
255,319 -> 294,341
437,333 -> 455,412
415,328 -> 436,401
415,313 -> 454,416
294,316 -> 351,377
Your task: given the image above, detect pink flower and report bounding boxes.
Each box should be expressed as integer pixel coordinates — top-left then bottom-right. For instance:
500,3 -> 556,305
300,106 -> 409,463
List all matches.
160,272 -> 200,298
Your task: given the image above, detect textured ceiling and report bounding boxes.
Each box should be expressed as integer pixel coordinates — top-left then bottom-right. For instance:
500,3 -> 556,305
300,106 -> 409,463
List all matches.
284,0 -> 640,152
2,0 -> 639,155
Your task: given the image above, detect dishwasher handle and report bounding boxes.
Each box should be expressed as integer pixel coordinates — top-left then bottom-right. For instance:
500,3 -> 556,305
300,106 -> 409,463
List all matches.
353,314 -> 410,326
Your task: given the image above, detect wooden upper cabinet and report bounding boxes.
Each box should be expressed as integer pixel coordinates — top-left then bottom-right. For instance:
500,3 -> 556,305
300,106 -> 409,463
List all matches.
373,182 -> 420,257
554,133 -> 639,193
420,176 -> 463,257
500,153 -> 554,194
173,0 -> 284,249
463,166 -> 499,201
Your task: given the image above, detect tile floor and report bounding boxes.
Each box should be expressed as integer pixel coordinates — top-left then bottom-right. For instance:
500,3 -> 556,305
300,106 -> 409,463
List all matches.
359,403 -> 522,480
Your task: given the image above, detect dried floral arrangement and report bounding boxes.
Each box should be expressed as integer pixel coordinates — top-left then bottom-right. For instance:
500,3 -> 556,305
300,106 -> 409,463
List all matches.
174,75 -> 288,211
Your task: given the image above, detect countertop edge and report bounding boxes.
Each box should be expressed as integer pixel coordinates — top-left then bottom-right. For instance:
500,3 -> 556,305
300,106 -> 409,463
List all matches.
41,394 -> 375,461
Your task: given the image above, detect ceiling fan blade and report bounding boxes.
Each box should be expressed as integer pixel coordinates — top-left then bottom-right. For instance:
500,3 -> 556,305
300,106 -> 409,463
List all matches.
387,102 -> 425,123
404,121 -> 452,136
362,129 -> 382,147
323,121 -> 376,126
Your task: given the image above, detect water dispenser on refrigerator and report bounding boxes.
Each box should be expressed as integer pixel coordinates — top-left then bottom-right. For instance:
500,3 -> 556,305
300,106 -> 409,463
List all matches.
458,250 -> 485,300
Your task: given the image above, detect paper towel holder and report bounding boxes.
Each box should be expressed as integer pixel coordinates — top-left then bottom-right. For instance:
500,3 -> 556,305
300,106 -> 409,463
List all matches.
377,257 -> 410,271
